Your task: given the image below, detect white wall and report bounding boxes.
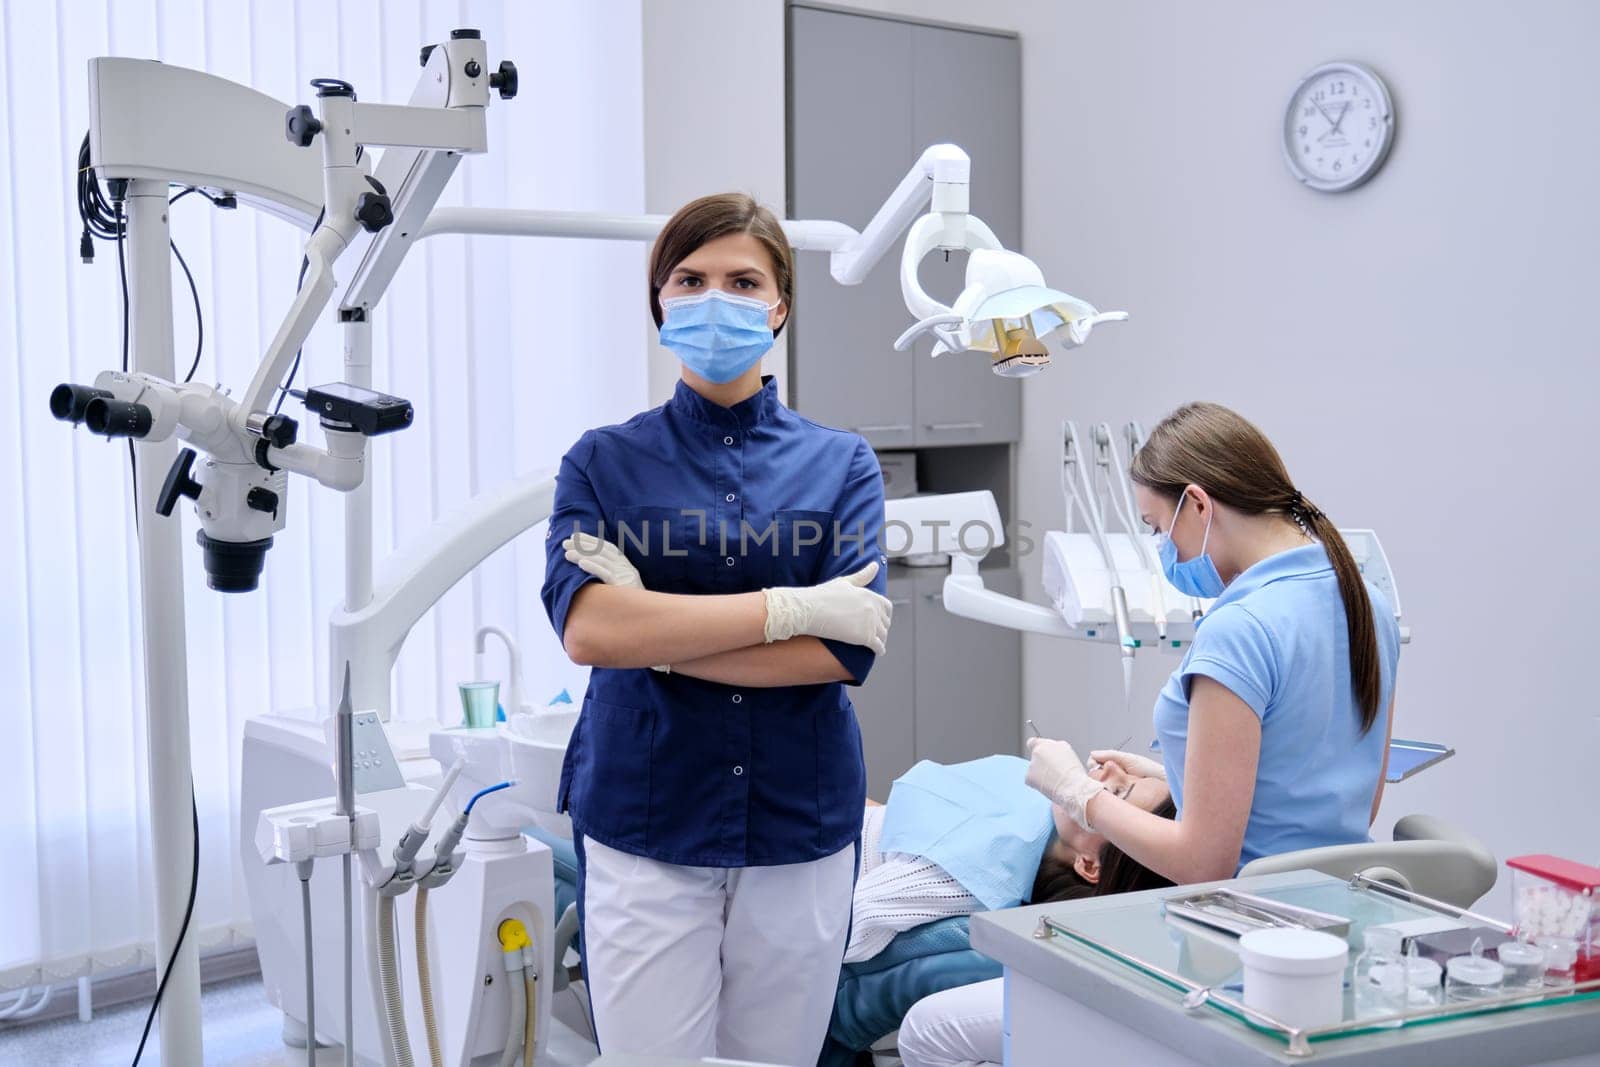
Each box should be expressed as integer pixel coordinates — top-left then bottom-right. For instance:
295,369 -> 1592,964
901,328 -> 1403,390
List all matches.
640,0 -> 789,405
824,0 -> 1600,891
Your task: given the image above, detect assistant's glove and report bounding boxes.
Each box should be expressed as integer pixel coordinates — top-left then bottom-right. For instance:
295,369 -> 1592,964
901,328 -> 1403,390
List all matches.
1025,736 -> 1106,830
562,532 -> 666,672
1087,749 -> 1167,781
761,561 -> 892,655
563,532 -> 643,588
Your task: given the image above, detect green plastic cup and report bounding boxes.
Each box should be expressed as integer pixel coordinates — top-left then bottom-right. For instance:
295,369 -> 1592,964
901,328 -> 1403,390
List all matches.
458,681 -> 500,729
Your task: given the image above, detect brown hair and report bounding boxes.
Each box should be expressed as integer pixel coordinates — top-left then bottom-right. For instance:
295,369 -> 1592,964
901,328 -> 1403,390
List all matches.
1130,402 -> 1384,734
1031,797 -> 1178,904
647,193 -> 795,337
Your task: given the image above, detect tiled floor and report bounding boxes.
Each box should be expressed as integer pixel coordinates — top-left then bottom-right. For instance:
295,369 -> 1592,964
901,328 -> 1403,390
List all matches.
0,974 -> 600,1066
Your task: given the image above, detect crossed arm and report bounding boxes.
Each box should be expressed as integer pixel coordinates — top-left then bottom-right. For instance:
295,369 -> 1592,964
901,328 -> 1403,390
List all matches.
562,583 -> 852,686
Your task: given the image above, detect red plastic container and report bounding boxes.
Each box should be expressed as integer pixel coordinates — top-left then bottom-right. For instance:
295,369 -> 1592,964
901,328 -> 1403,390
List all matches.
1506,854 -> 1600,984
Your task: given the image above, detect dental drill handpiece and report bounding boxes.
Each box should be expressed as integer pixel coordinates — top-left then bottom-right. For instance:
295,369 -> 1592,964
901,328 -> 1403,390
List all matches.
391,758 -> 465,878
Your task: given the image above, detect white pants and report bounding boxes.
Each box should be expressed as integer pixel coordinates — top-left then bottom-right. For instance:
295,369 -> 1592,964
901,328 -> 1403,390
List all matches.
897,977 -> 1004,1067
579,836 -> 857,1066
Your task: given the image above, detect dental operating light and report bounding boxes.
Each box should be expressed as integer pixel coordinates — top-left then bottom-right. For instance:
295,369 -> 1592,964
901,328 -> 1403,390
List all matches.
894,211 -> 1127,377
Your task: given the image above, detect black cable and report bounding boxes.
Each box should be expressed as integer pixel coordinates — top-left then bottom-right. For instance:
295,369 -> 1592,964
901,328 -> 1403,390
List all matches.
115,203 -> 137,519
275,206 -> 326,415
170,238 -> 202,384
130,790 -> 201,1067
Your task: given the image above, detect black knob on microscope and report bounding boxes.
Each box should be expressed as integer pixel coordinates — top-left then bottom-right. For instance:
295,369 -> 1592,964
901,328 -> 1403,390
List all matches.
490,60 -> 518,100
157,448 -> 204,518
355,192 -> 394,233
246,487 -> 280,517
285,105 -> 323,147
261,414 -> 298,449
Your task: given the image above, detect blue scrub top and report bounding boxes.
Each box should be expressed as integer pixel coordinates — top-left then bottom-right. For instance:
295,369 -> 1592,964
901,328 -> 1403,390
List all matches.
1153,544 -> 1401,870
542,377 -> 886,868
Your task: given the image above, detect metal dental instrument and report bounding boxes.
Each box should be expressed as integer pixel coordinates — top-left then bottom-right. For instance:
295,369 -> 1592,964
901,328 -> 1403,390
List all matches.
1100,422 -> 1167,642
1027,719 -> 1042,738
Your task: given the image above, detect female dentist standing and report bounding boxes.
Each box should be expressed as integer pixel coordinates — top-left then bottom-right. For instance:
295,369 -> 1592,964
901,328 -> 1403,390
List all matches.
1025,402 -> 1402,886
541,194 -> 892,1064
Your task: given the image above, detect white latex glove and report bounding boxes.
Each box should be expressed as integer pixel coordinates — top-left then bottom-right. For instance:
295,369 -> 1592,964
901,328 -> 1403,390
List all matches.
762,561 -> 892,655
562,533 -> 667,672
1087,749 -> 1167,781
1025,737 -> 1105,830
563,532 -> 643,589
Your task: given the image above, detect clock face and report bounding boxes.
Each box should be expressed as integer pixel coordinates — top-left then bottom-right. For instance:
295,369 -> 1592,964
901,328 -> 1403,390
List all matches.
1284,62 -> 1394,192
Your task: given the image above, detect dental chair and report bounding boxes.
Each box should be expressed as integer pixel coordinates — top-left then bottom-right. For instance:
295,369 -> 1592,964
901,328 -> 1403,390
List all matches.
1237,813 -> 1498,909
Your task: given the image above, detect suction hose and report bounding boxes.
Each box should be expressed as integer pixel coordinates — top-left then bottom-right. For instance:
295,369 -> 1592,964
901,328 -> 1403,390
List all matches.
416,885 -> 443,1067
523,968 -> 536,1067
496,956 -> 526,1067
497,919 -> 533,1067
376,893 -> 415,1067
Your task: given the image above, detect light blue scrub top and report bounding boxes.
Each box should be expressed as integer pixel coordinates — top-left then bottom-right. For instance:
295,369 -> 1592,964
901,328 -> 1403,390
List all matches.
1153,544 -> 1401,870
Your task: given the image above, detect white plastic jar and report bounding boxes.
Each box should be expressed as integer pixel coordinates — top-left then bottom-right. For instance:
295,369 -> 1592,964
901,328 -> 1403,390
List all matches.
1239,928 -> 1350,1030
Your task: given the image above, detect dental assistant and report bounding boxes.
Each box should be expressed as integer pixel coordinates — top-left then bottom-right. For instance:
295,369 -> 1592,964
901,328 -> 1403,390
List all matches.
1026,402 -> 1402,885
541,194 -> 892,1064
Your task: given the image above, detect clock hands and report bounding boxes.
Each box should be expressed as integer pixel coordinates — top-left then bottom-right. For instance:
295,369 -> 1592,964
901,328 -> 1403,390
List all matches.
1327,100 -> 1353,137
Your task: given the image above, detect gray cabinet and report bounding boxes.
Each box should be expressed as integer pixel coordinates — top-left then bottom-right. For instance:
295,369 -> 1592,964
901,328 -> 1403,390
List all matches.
852,570 -> 917,799
788,7 -> 1020,447
787,7 -> 916,451
848,564 -> 1022,798
912,566 -> 1022,765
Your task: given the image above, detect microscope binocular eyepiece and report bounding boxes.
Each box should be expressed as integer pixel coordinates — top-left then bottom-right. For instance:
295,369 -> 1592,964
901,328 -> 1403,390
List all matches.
50,383 -> 113,424
83,397 -> 154,439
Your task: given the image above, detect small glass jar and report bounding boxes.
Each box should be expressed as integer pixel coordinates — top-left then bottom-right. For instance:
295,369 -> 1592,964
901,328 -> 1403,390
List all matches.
1399,956 -> 1444,1013
1496,940 -> 1546,992
1446,954 -> 1505,1002
1353,927 -> 1406,1021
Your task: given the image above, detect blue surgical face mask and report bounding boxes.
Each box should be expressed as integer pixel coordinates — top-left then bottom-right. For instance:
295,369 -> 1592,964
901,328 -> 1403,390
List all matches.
1156,491 -> 1226,598
659,289 -> 778,384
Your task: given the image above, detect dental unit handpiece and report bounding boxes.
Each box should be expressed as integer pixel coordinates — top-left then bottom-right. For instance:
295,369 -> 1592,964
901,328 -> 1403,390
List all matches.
391,758 -> 465,879
1095,424 -> 1148,652
1106,422 -> 1167,643
422,780 -> 516,888
1064,424 -> 1138,708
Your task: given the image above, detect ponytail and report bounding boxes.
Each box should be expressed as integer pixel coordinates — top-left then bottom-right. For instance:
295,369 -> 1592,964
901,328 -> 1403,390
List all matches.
1132,403 -> 1384,734
1293,499 -> 1383,734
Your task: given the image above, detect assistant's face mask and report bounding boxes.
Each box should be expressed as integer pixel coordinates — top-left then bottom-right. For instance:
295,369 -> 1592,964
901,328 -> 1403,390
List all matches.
1157,491 -> 1226,598
659,289 -> 779,384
